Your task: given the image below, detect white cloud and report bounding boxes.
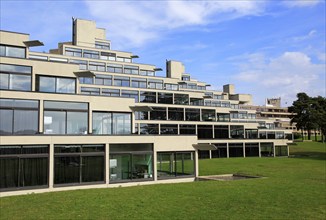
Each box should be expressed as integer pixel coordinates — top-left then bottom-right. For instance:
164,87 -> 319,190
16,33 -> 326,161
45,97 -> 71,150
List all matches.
84,1 -> 266,48
282,0 -> 321,7
292,30 -> 317,42
233,52 -> 325,105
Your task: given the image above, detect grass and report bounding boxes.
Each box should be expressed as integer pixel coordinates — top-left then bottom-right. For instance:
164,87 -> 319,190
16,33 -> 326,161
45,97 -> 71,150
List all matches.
0,142 -> 325,219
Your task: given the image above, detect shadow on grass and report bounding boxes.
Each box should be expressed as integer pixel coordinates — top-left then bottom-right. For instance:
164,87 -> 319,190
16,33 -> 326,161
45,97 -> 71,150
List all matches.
289,151 -> 326,160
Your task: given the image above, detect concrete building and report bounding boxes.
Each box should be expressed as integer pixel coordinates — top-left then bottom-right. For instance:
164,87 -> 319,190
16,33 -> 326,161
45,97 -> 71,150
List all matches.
0,18 -> 292,196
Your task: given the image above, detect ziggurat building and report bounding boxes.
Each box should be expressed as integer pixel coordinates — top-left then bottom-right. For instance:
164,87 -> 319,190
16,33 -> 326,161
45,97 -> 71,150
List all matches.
0,19 -> 292,196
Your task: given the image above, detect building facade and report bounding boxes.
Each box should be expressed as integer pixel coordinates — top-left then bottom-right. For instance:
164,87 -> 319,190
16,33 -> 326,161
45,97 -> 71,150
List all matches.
0,19 -> 292,196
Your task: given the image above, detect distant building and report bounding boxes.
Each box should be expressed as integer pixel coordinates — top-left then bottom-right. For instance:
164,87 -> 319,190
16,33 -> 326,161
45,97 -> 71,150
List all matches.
0,18 -> 292,196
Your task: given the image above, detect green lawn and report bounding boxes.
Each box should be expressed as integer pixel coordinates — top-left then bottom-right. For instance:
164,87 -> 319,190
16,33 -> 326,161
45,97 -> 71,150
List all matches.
0,142 -> 325,219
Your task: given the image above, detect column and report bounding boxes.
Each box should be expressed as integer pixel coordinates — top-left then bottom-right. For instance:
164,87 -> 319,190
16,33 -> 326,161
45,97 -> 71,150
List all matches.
48,143 -> 54,189
105,143 -> 110,184
226,143 -> 229,158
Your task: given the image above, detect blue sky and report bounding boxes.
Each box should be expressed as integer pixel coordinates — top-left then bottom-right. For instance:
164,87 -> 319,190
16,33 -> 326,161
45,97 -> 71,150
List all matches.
1,0 -> 325,106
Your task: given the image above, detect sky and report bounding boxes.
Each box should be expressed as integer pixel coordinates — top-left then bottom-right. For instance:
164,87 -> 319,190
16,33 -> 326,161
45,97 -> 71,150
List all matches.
1,0 -> 325,106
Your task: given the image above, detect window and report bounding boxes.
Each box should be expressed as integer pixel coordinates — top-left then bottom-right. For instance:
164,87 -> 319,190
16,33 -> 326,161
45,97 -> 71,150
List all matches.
230,125 -> 244,139
83,50 -> 99,59
148,79 -> 163,90
229,143 -> 244,157
197,86 -> 206,90
140,70 -> 154,76
180,125 -> 196,135
100,52 -> 116,61
0,45 -> 25,58
267,132 -> 276,139
187,83 -> 197,90
43,101 -> 88,135
231,104 -> 239,109
174,94 -> 189,105
259,131 -> 267,139
245,143 -> 259,157
214,125 -> 229,139
95,41 -> 110,50
246,129 -> 258,139
181,76 -> 190,81
121,90 -> 139,102
131,77 -> 147,88
0,99 -> 39,135
107,64 -> 123,73
157,152 -> 194,179
54,144 -> 104,185
140,91 -> 156,103
260,143 -> 274,157
110,144 -> 153,182
158,93 -> 173,104
36,75 -> 76,94
190,98 -> 203,106
114,76 -> 130,87
80,87 -> 100,95
0,145 -> 48,190
124,65 -> 139,75
116,57 -> 131,63
140,124 -> 159,134
221,101 -> 230,108
0,63 -> 32,91
160,124 -> 178,135
92,112 -> 131,135
135,111 -> 149,120
70,59 -> 87,70
211,143 -> 227,158
217,113 -> 230,122
202,109 -> 215,121
168,108 -> 184,121
185,108 -> 200,121
65,47 -> 82,57
198,150 -> 210,159
150,107 -> 166,120
197,125 -> 213,139
276,132 -> 284,139
214,95 -> 223,100
88,62 -> 105,71
95,74 -> 112,86
102,88 -> 120,97
275,146 -> 288,157
165,83 -> 178,91
49,57 -> 68,63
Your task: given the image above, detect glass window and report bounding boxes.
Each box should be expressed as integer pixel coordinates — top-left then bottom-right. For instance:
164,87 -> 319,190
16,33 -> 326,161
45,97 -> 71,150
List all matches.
65,47 -> 82,57
140,124 -> 159,134
160,124 -> 178,135
107,64 -> 122,73
95,74 -> 112,86
229,143 -> 244,157
100,52 -> 115,60
102,88 -> 120,97
0,45 -> 25,58
135,111 -> 149,120
260,143 -> 274,157
80,87 -> 100,95
158,93 -> 173,104
1,64 -> 32,91
67,112 -> 88,134
211,143 -> 227,158
190,98 -> 203,106
131,77 -> 147,88
140,91 -> 156,103
245,143 -> 259,157
230,125 -> 244,139
124,65 -> 139,75
217,113 -> 230,122
197,125 -> 213,139
174,94 -> 189,105
246,129 -> 258,139
0,99 -> 39,135
36,76 -> 75,94
150,107 -> 166,120
168,108 -> 184,121
148,79 -> 163,90
89,62 -> 105,71
185,108 -> 200,121
202,109 -> 215,121
79,77 -> 94,84
70,59 -> 87,70
93,112 -> 112,134
214,125 -> 229,139
121,90 -> 139,102
83,50 -> 99,59
180,125 -> 196,135
114,76 -> 130,87
95,41 -> 110,50
165,83 -> 178,91
112,113 -> 131,134
140,70 -> 154,76
275,146 -> 288,157
157,152 -> 194,179
54,144 -> 104,185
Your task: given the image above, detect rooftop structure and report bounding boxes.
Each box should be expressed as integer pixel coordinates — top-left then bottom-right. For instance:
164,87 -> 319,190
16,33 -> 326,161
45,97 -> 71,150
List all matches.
0,18 -> 292,196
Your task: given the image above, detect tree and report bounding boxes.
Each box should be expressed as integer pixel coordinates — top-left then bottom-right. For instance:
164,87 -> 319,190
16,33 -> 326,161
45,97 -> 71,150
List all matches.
288,93 -> 320,141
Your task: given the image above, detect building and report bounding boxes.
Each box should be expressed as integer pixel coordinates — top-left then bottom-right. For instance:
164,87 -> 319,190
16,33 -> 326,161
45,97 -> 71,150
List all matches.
0,18 -> 292,196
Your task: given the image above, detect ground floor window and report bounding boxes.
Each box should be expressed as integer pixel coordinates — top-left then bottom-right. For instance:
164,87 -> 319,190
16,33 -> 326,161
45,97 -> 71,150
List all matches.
198,150 -> 210,159
54,144 -> 105,185
211,143 -> 227,158
275,146 -> 288,157
245,143 -> 259,157
260,143 -> 274,157
157,151 -> 195,179
109,144 -> 153,183
0,145 -> 48,191
229,143 -> 244,157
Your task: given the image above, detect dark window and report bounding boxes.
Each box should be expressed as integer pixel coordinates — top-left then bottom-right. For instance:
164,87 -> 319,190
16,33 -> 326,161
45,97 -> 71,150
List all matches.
229,143 -> 244,157
179,125 -> 196,135
217,113 -> 230,122
121,90 -> 139,102
140,92 -> 156,103
0,45 -> 25,58
197,125 -> 213,139
230,125 -> 244,139
168,108 -> 184,121
260,143 -> 274,157
158,93 -> 173,104
267,132 -> 276,139
0,63 -> 32,91
198,150 -> 210,159
246,129 -> 258,139
0,145 -> 48,190
135,111 -> 149,120
93,112 -> 131,135
221,102 -> 230,108
202,109 -> 215,121
245,143 -> 259,157
275,146 -> 288,157
150,107 -> 166,120
190,98 -> 203,106
43,101 -> 88,135
0,99 -> 39,135
114,76 -> 130,87
185,108 -> 200,121
54,144 -> 104,185
157,152 -> 195,179
214,125 -> 229,139
211,143 -> 227,158
174,94 -> 189,105
140,124 -> 159,134
160,124 -> 178,135
36,75 -> 76,94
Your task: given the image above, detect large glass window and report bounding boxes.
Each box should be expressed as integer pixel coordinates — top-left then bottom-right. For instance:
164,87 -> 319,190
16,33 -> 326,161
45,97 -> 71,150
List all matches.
121,90 -> 139,102
168,108 -> 184,121
165,83 -> 178,91
0,99 -> 39,135
107,64 -> 123,73
229,143 -> 244,157
0,45 -> 25,58
100,52 -> 115,61
150,107 -> 166,120
174,94 -> 189,105
135,111 -> 149,120
140,91 -> 156,103
110,144 -> 153,182
275,146 -> 288,157
246,129 -> 258,139
202,109 -> 215,121
179,125 -> 196,135
158,93 -> 173,104
94,74 -> 112,86
0,145 -> 48,191
102,88 -> 120,97
260,143 -> 274,157
197,125 -> 213,139
0,63 -> 32,91
124,65 -> 139,75
160,124 -> 178,135
148,79 -> 163,90
36,75 -> 76,94
54,144 -> 104,185
44,101 -> 88,135
70,59 -> 87,70
214,125 -> 229,139
217,113 -> 230,122
157,152 -> 195,179
131,77 -> 147,88
211,143 -> 227,158
139,124 -> 159,134
83,50 -> 99,59
230,125 -> 244,139
88,62 -> 105,71
65,47 -> 82,57
245,143 -> 259,157
114,76 -> 130,87
80,87 -> 100,95
93,112 -> 131,135
185,108 -> 200,121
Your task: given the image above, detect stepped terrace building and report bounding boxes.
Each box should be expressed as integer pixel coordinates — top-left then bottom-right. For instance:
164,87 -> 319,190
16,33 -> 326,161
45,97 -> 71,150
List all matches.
0,19 -> 292,196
